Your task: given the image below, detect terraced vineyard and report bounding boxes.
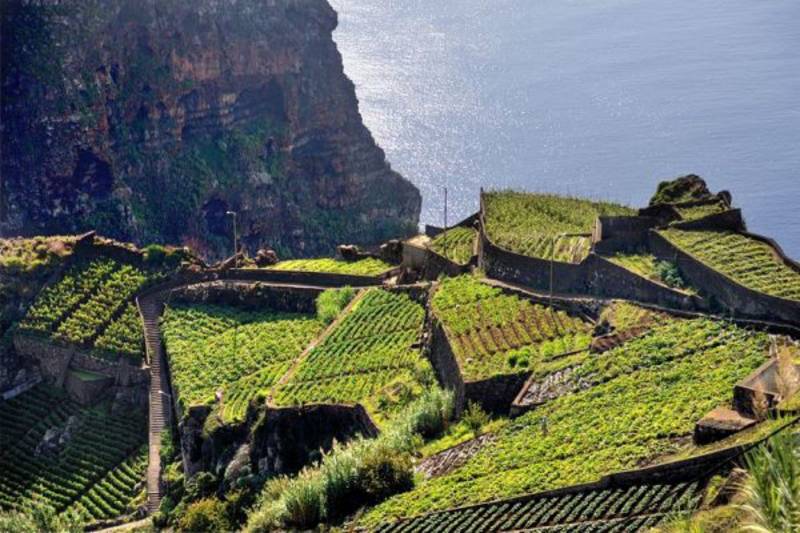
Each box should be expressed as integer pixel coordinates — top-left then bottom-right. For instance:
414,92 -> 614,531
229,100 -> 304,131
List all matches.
161,304 -> 323,421
266,257 -> 393,276
483,191 -> 634,263
0,387 -> 146,518
17,258 -> 155,364
659,228 -> 800,301
432,276 -> 593,381
376,479 -> 706,532
69,446 -> 147,522
274,289 -> 429,414
0,385 -> 69,452
429,226 -> 477,265
360,317 -> 768,525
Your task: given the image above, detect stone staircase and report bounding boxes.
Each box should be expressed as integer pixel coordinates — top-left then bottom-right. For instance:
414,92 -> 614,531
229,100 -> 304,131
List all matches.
139,295 -> 170,515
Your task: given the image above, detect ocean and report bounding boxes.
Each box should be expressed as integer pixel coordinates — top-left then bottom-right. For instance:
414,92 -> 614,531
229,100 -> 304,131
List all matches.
329,0 -> 800,258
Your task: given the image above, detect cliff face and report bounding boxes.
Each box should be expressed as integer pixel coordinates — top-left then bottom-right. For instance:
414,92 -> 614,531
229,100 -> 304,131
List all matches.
0,0 -> 420,258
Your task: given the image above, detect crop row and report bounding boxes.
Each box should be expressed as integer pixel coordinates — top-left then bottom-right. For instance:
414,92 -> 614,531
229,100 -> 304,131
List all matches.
69,446 -> 147,522
92,302 -> 145,363
483,191 -> 634,262
0,385 -> 74,450
376,479 -> 704,532
54,263 -> 148,346
360,317 -> 768,524
0,394 -> 146,515
275,289 -> 428,413
429,227 -> 477,265
161,303 -> 323,419
266,257 -> 392,276
659,228 -> 800,301
432,276 -> 593,380
19,259 -> 118,334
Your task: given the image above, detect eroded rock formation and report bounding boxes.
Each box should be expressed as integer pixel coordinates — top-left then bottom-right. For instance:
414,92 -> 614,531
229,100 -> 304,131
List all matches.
0,0 -> 420,258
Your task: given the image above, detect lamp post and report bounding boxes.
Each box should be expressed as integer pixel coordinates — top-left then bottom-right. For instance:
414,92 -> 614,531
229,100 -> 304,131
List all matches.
226,210 -> 238,261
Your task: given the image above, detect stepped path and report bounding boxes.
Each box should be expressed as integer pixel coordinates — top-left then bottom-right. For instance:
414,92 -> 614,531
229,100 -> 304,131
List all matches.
139,294 -> 169,515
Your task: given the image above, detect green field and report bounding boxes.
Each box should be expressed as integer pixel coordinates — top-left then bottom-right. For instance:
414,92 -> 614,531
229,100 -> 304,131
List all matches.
659,228 -> 800,301
432,276 -> 592,381
483,191 -> 634,263
266,257 -> 393,276
429,227 -> 477,265
0,386 -> 146,520
361,317 -> 768,525
161,303 -> 323,421
274,288 -> 430,419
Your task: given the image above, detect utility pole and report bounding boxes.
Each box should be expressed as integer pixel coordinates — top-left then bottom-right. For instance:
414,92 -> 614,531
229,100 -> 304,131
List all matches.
226,210 -> 238,262
443,186 -> 448,259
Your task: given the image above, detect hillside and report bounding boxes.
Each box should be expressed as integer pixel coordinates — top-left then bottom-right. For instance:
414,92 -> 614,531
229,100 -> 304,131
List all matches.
1,176 -> 799,532
0,0 -> 420,258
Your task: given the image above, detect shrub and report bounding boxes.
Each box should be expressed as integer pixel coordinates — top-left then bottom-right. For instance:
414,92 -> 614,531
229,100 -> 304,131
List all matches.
144,243 -> 168,265
656,260 -> 687,289
463,401 -> 490,437
357,444 -> 414,504
316,286 -> 356,324
178,498 -> 232,532
0,502 -> 83,533
185,472 -> 218,501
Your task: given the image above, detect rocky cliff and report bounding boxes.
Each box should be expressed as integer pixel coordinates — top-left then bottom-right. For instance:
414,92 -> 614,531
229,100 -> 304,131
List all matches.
0,0 -> 420,258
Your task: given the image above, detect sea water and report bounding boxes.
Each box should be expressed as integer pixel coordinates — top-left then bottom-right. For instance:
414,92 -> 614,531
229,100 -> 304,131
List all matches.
329,0 -> 800,258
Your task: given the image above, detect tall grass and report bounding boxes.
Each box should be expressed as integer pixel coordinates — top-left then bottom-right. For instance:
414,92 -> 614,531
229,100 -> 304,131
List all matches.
316,286 -> 356,324
739,430 -> 800,532
244,388 -> 454,532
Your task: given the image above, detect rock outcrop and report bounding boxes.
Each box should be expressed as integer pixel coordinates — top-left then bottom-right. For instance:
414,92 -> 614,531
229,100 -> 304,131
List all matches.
0,0 -> 421,259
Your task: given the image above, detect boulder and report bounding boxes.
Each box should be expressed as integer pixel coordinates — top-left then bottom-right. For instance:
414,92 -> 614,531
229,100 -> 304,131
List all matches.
337,244 -> 362,262
649,174 -> 713,206
254,248 -> 278,267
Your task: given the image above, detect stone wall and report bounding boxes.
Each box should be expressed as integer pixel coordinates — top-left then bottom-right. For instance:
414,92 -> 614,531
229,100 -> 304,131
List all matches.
13,333 -> 148,402
593,216 -> 658,253
428,320 -> 465,415
650,231 -> 800,326
670,208 -> 745,232
465,372 -> 531,416
480,226 -> 701,313
170,280 -> 323,314
249,403 -> 378,478
226,268 -> 383,287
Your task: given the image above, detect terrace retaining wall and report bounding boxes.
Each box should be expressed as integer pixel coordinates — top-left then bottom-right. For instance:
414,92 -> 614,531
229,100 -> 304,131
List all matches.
13,334 -> 148,389
428,320 -> 465,416
169,280 -> 323,314
465,372 -> 531,416
226,268 -> 383,287
593,216 -> 658,253
649,231 -> 800,326
480,227 -> 702,313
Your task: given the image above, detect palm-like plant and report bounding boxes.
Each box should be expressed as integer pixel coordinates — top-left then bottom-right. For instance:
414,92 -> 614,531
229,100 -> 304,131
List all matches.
739,430 -> 800,532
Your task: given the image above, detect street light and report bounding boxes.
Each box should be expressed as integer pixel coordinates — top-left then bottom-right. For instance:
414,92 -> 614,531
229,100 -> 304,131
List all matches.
226,210 -> 238,260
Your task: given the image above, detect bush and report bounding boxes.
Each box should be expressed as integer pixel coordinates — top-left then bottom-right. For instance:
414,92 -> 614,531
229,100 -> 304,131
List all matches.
463,401 -> 490,437
0,502 -> 83,533
185,472 -> 218,501
656,260 -> 687,289
357,444 -> 414,504
316,286 -> 356,324
144,243 -> 168,266
178,498 -> 232,532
